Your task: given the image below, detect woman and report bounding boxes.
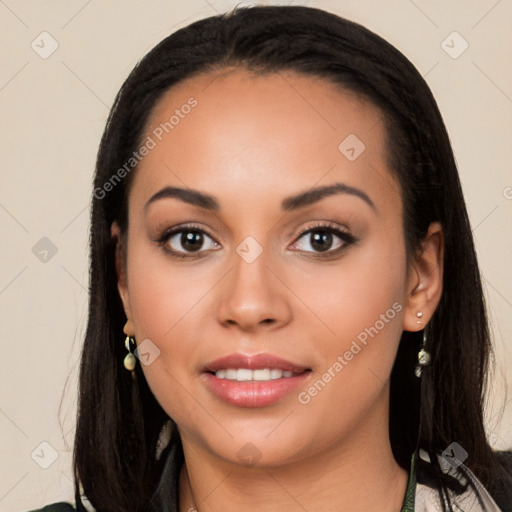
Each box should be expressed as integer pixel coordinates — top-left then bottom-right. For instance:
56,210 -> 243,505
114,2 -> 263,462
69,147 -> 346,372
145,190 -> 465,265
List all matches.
30,5 -> 512,512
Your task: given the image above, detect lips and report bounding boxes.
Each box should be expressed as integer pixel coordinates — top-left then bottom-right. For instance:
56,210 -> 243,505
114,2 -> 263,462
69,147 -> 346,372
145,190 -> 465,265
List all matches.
203,353 -> 310,374
201,353 -> 312,407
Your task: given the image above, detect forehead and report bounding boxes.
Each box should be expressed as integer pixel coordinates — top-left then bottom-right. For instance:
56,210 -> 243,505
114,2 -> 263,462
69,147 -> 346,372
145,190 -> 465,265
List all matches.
130,67 -> 400,216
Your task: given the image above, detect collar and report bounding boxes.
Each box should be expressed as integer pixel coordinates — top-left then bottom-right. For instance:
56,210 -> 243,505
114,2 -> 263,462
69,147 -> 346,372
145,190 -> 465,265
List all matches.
410,447 -> 503,511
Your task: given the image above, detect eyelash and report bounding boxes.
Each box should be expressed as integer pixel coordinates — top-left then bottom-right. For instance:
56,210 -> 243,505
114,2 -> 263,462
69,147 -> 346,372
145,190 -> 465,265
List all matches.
155,222 -> 357,259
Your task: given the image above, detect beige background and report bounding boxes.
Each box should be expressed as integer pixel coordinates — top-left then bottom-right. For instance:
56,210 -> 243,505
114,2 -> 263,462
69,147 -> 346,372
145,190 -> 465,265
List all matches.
0,0 -> 511,510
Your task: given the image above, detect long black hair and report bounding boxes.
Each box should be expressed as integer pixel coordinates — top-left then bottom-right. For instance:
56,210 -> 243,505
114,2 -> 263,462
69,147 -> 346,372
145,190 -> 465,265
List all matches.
73,5 -> 512,511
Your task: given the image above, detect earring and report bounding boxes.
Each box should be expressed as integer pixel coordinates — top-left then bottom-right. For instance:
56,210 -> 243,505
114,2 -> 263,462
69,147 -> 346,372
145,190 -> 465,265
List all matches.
416,311 -> 423,325
414,327 -> 431,378
124,335 -> 137,372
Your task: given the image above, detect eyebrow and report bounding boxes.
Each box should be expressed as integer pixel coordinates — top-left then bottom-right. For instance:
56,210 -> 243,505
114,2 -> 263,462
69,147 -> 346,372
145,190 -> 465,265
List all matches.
144,182 -> 376,213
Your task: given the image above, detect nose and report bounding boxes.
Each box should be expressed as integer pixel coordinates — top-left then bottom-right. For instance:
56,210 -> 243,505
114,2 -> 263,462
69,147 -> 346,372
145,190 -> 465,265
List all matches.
216,243 -> 292,332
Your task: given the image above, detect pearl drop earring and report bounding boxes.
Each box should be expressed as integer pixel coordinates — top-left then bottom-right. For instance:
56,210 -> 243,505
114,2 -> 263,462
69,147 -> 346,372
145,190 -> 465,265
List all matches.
124,335 -> 137,372
414,319 -> 431,378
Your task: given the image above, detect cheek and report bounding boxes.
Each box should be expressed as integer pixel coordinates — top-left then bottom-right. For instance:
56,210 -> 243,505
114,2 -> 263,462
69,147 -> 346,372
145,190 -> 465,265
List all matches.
125,218 -> 218,339
292,229 -> 407,346
124,243 -> 220,416
289,234 -> 407,443
293,230 -> 407,398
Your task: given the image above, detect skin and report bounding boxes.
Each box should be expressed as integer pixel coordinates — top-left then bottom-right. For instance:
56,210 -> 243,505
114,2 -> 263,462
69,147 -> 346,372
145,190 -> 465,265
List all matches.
112,68 -> 444,511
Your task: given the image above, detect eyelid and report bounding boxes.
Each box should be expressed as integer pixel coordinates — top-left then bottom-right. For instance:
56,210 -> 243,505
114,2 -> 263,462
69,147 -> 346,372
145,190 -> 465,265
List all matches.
155,222 -> 220,250
156,222 -> 216,241
292,221 -> 351,240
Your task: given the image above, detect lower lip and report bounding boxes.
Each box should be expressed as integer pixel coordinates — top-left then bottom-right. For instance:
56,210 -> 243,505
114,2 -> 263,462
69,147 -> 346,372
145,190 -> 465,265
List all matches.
201,371 -> 311,408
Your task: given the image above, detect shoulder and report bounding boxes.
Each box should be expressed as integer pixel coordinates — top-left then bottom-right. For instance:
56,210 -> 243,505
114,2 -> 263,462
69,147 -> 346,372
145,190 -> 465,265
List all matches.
28,503 -> 76,512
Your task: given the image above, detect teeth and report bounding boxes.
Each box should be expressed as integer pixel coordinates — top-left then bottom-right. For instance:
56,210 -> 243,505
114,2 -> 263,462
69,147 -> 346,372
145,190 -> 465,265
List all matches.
253,369 -> 270,381
226,369 -> 237,379
270,369 -> 283,379
214,368 -> 298,381
215,369 -> 227,379
237,369 -> 253,381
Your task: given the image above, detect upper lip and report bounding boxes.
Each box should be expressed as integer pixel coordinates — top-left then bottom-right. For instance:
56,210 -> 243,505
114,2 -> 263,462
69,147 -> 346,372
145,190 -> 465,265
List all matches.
204,353 -> 310,373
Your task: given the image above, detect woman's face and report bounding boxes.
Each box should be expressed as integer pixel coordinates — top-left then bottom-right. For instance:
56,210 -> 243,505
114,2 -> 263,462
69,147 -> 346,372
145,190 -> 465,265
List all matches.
114,68 -> 429,467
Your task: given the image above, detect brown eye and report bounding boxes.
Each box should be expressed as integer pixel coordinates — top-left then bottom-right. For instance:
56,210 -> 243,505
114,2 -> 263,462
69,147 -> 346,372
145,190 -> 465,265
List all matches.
177,231 -> 206,252
157,225 -> 220,256
290,224 -> 356,255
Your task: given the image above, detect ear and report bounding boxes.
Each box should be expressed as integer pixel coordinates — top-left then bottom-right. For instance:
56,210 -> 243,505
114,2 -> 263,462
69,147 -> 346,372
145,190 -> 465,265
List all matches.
403,222 -> 444,332
111,221 -> 135,336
